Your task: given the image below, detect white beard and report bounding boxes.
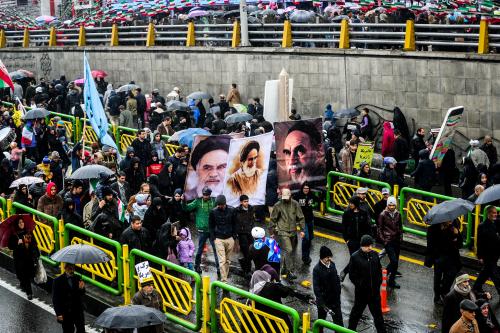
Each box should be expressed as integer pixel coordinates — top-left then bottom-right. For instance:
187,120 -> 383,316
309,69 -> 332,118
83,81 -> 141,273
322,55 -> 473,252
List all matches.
242,163 -> 257,177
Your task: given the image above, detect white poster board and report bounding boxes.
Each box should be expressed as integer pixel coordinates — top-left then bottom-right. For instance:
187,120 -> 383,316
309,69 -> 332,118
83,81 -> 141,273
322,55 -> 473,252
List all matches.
263,79 -> 293,125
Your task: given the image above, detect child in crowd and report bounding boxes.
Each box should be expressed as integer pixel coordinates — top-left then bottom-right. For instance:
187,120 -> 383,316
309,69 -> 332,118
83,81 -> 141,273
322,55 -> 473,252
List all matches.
177,228 -> 195,271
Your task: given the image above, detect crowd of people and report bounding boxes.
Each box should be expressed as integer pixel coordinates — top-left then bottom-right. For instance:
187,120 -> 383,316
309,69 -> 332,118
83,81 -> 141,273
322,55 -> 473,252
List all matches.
0,73 -> 499,333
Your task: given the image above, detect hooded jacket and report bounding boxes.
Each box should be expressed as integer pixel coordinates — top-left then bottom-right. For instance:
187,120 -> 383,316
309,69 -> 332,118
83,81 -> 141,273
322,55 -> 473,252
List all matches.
119,147 -> 135,171
183,197 -> 216,232
37,182 -> 64,220
176,227 -> 195,264
143,197 -> 166,237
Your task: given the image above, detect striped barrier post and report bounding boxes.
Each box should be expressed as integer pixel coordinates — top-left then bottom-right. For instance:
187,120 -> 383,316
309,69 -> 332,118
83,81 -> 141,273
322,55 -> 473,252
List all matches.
380,269 -> 390,314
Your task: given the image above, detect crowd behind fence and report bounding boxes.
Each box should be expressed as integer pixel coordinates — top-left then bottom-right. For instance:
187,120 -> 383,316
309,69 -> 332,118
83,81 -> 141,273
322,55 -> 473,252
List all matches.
0,19 -> 498,54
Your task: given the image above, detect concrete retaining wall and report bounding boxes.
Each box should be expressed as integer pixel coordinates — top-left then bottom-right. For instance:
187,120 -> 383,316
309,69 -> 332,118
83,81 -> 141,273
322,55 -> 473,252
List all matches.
2,47 -> 499,139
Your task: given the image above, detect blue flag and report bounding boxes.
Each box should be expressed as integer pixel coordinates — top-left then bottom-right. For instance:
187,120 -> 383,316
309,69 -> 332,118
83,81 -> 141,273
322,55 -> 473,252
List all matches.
83,53 -> 120,154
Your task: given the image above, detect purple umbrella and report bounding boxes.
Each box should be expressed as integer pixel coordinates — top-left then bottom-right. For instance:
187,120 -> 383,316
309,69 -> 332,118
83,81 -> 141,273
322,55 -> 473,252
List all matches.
187,10 -> 209,19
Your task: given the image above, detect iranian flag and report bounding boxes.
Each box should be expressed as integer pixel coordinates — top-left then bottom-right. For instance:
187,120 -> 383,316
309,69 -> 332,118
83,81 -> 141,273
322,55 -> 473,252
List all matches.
0,60 -> 14,92
21,123 -> 34,147
117,198 -> 127,223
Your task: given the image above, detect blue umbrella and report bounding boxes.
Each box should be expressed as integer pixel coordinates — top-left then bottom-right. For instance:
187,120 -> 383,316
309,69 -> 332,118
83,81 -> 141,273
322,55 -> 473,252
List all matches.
177,128 -> 211,148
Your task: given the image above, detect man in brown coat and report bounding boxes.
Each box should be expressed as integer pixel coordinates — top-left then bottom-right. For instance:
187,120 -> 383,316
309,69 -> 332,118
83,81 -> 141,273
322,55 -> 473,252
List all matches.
449,299 -> 479,333
132,279 -> 164,333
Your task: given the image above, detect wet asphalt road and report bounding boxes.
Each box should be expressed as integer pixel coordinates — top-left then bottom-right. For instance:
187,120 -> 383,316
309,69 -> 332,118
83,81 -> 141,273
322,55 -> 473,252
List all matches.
194,223 -> 500,333
0,267 -> 98,333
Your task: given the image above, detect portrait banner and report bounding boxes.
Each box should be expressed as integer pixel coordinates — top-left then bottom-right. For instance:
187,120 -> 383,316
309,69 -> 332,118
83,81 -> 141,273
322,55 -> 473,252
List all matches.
223,132 -> 273,207
430,106 -> 464,168
274,118 -> 325,192
353,142 -> 375,169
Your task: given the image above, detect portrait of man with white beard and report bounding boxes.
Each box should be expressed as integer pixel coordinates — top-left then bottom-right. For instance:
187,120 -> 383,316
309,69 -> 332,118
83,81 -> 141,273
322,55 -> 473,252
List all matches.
227,140 -> 262,196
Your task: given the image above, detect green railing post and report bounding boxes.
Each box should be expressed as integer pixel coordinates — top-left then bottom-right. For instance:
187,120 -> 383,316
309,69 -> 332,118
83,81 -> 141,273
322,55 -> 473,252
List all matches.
63,223 -> 123,296
311,319 -> 357,333
129,249 -> 203,331
210,281 -> 301,333
0,197 -> 6,218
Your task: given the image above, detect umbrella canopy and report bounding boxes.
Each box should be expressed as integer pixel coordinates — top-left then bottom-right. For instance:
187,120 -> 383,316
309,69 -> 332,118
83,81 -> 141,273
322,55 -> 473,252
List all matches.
9,71 -> 26,81
51,244 -> 110,264
116,84 -> 139,93
17,69 -> 34,78
225,112 -> 253,125
35,15 -> 56,24
475,184 -> 500,205
0,214 -> 36,248
424,199 -> 475,225
92,70 -> 108,78
177,128 -> 211,148
10,176 -> 45,188
166,100 -> 190,112
187,91 -> 212,100
260,9 -> 277,16
69,164 -> 114,180
333,108 -> 360,119
23,108 -> 50,120
94,305 -> 167,329
74,78 -> 84,85
289,10 -> 315,23
188,10 -> 209,19
223,9 -> 241,18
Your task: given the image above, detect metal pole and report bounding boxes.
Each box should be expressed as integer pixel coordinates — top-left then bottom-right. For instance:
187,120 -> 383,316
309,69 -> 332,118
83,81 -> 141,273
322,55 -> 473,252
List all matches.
239,0 -> 250,46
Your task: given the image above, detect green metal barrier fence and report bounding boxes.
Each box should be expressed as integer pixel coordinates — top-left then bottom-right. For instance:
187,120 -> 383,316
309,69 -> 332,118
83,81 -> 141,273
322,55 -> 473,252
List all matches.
311,319 -> 356,333
12,201 -> 60,265
116,126 -> 138,154
0,197 -> 6,220
326,171 -> 392,216
129,249 -> 203,332
210,280 -> 301,333
63,223 -> 124,296
398,187 -> 472,243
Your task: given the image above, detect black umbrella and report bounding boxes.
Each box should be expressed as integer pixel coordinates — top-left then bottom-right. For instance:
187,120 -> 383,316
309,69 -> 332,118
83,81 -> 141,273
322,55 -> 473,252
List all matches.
475,184 -> 500,205
51,244 -> 110,264
23,108 -> 50,120
69,164 -> 114,180
116,84 -> 139,93
166,100 -> 190,112
223,9 -> 241,18
423,198 -> 475,225
225,112 -> 253,124
333,108 -> 360,119
95,305 -> 167,329
289,10 -> 315,23
187,91 -> 212,100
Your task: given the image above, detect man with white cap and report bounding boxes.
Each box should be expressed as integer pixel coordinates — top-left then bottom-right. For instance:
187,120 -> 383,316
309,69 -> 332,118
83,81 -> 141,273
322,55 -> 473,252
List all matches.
373,188 -> 390,221
356,187 -> 371,219
377,196 -> 403,288
270,188 -> 305,280
469,139 -> 490,170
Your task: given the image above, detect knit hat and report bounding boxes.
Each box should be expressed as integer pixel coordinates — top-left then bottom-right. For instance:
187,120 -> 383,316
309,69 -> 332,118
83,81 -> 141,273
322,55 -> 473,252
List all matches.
251,227 -> 265,239
42,156 -> 51,164
319,246 -> 333,259
455,273 -> 470,286
216,195 -> 226,205
356,187 -> 368,194
387,196 -> 397,206
381,188 -> 390,195
360,235 -> 374,247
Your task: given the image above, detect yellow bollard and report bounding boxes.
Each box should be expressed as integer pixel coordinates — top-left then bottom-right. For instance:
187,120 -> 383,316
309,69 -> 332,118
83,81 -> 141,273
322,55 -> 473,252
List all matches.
478,19 -> 489,54
49,26 -> 57,47
302,312 -> 310,333
393,184 -> 399,199
110,24 -> 119,46
0,29 -> 6,48
202,276 -> 211,333
22,27 -> 30,48
403,20 -> 416,51
339,19 -> 350,49
122,245 -> 131,305
231,20 -> 241,48
78,26 -> 86,47
186,21 -> 195,47
146,22 -> 155,47
282,20 -> 292,48
59,219 -> 65,275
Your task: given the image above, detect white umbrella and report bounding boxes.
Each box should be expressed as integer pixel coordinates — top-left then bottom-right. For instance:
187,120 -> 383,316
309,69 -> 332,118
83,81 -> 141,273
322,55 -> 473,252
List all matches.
10,176 -> 45,188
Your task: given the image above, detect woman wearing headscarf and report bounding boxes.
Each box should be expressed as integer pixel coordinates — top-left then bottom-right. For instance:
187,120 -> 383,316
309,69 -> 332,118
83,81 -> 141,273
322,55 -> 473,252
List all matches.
166,189 -> 189,228
154,220 -> 178,259
61,197 -> 84,228
459,157 -> 479,199
151,131 -> 168,162
8,217 -> 40,299
475,299 -> 500,333
13,184 -> 33,208
146,152 -> 164,178
143,197 -> 167,238
157,162 -> 175,197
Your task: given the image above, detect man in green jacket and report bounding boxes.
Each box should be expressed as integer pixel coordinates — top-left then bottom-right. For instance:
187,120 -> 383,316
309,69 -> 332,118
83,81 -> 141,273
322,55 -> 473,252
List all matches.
270,188 -> 305,280
183,187 -> 220,275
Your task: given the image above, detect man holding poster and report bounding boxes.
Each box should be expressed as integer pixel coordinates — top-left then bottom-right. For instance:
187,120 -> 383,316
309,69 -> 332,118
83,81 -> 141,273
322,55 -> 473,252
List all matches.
274,118 -> 325,192
223,133 -> 273,207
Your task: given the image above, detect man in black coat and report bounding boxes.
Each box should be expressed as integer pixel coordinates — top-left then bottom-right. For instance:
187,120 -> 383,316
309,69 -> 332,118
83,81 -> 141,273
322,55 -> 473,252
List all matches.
340,196 -> 372,282
209,195 -> 236,283
90,187 -> 123,240
410,128 -> 426,166
425,220 -> 462,304
348,235 -> 386,333
293,182 -> 318,265
120,215 -> 152,252
410,149 -> 436,193
135,88 -> 147,126
52,263 -> 86,333
474,206 -> 500,294
131,129 -> 152,168
393,129 -> 409,179
313,246 -> 343,331
233,195 -> 255,276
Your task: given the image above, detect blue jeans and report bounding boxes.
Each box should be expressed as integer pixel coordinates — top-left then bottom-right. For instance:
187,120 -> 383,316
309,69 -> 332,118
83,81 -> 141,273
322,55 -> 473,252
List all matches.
182,262 -> 194,271
195,231 -> 220,271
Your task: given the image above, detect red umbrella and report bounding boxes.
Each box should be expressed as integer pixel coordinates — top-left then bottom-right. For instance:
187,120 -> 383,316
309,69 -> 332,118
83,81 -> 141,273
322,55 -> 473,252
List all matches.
91,70 -> 108,79
0,214 -> 36,248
